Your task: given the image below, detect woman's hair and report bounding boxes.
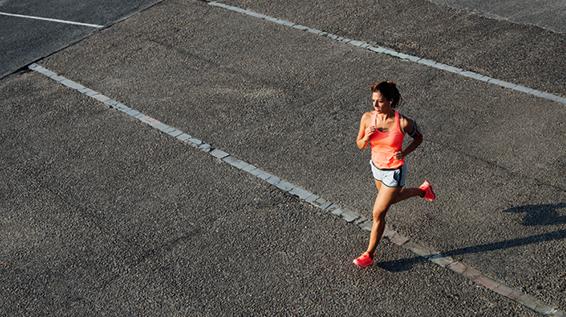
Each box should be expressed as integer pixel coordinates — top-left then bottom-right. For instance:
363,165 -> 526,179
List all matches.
370,81 -> 402,108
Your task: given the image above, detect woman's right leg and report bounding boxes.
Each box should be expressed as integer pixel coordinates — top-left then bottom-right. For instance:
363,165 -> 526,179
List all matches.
365,183 -> 399,256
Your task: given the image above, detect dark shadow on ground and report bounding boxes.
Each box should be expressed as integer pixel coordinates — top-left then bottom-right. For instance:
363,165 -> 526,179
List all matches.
378,202 -> 566,272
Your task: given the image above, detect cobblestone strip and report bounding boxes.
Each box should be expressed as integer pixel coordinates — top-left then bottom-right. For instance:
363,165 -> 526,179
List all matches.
29,63 -> 564,317
207,1 -> 566,106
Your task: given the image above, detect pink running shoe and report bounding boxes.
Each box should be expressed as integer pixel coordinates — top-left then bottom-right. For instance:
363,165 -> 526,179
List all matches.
353,252 -> 374,268
419,180 -> 436,202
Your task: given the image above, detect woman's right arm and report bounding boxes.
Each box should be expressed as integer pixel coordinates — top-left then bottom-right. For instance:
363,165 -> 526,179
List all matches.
356,113 -> 372,150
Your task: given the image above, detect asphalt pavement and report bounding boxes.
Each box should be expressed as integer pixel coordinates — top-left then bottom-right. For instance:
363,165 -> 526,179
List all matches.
426,0 -> 566,33
1,0 -> 565,315
0,0 -> 160,78
0,71 -> 538,316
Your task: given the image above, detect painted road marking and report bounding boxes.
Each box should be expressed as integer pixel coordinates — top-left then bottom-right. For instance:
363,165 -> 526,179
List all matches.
0,11 -> 103,28
28,63 -> 564,316
207,1 -> 566,106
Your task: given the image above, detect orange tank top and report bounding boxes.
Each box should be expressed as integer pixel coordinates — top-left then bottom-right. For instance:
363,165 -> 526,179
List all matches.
369,110 -> 405,169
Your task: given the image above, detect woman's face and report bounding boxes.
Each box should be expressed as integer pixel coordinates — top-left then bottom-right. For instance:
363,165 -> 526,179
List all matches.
372,91 -> 392,114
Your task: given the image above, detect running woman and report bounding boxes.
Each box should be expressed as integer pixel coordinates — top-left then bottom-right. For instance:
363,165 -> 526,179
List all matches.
353,81 -> 436,268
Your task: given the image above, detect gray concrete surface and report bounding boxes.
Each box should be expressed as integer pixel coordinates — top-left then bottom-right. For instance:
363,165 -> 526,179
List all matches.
426,0 -> 566,33
0,72 -> 538,316
0,0 -> 159,78
37,0 -> 566,310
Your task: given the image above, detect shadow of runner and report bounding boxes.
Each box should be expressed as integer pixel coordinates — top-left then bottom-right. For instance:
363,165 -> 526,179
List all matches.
503,203 -> 566,226
378,203 -> 566,272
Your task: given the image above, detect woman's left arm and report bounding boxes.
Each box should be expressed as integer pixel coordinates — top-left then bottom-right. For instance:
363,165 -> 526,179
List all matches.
396,116 -> 423,159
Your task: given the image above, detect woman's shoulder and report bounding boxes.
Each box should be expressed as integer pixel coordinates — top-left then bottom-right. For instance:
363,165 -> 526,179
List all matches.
396,111 -> 413,128
361,111 -> 374,120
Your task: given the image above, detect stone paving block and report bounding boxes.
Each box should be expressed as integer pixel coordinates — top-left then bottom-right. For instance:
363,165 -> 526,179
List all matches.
289,186 -> 313,200
358,220 -> 372,232
434,63 -> 463,74
84,89 -> 99,97
325,203 -> 339,212
354,216 -> 368,225
114,102 -> 129,111
265,175 -> 281,186
267,176 -> 294,192
126,109 -> 142,118
462,266 -> 482,280
428,254 -> 454,267
473,275 -> 501,290
319,200 -> 333,210
382,226 -> 395,238
304,193 -> 319,204
417,59 -> 438,67
535,306 -> 561,316
167,129 -> 183,137
292,24 -> 309,31
52,74 -> 66,82
176,133 -> 191,141
198,143 -> 212,152
248,167 -> 264,177
546,94 -> 566,104
255,170 -> 273,181
222,155 -> 243,168
388,232 -> 410,246
240,162 -> 258,173
348,40 -> 365,47
311,197 -> 327,208
61,80 -> 85,91
263,16 -> 279,23
368,45 -> 385,54
404,241 -> 436,257
38,68 -> 56,78
137,115 -> 153,124
188,137 -> 203,146
104,99 -> 118,107
325,33 -> 338,40
340,211 -> 358,222
512,85 -> 539,95
330,207 -> 343,216
396,53 -> 420,62
245,10 -> 264,18
305,27 -> 322,35
446,261 -> 467,274
517,294 -> 540,310
210,149 -> 229,159
492,284 -> 518,298
277,19 -> 294,27
460,71 -> 491,82
487,78 -> 516,89
92,94 -> 111,103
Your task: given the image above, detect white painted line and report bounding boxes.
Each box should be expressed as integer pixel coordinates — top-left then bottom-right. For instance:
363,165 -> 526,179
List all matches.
207,1 -> 566,106
29,63 -> 565,316
0,11 -> 103,28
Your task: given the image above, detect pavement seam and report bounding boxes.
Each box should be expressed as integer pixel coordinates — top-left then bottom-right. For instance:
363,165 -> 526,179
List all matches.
29,63 -> 565,316
206,1 -> 566,106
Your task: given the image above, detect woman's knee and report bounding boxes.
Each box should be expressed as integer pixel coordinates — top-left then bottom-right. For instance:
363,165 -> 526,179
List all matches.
372,207 -> 388,221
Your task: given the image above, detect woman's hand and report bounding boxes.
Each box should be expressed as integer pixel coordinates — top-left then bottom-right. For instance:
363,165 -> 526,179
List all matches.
365,126 -> 377,139
394,151 -> 404,160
